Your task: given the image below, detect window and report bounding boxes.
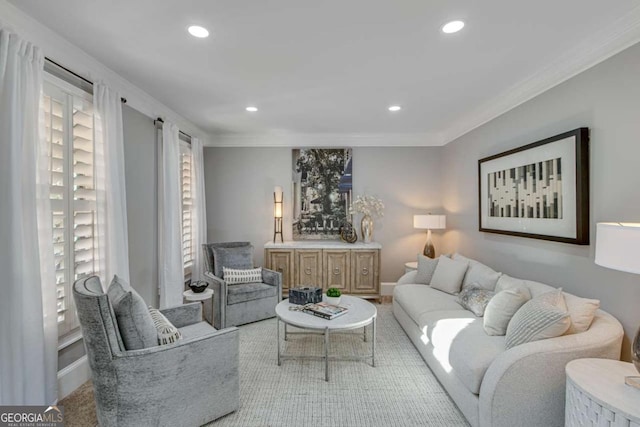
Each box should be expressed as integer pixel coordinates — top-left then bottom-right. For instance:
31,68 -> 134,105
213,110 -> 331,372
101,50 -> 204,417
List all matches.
43,76 -> 98,339
180,140 -> 194,280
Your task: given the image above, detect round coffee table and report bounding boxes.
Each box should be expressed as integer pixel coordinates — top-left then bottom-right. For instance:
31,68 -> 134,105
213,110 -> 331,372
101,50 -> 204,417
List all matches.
275,295 -> 377,381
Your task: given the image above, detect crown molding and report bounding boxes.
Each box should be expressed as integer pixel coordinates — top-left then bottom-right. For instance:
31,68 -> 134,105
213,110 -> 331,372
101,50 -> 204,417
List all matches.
0,0 -> 209,143
440,4 -> 640,145
206,132 -> 444,148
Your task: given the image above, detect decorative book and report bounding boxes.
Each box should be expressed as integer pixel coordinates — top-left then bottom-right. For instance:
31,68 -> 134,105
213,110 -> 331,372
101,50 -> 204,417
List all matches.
302,302 -> 348,320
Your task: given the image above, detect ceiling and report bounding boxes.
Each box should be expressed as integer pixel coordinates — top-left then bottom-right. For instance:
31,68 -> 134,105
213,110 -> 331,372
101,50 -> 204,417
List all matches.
10,0 -> 640,143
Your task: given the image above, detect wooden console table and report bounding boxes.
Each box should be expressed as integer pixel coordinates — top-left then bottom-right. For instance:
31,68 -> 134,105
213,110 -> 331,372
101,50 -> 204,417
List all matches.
264,241 -> 381,300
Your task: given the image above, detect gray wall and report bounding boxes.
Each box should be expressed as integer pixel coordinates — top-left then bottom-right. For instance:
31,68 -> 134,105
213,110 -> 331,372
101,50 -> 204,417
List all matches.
203,147 -> 443,281
441,42 -> 640,359
123,105 -> 159,307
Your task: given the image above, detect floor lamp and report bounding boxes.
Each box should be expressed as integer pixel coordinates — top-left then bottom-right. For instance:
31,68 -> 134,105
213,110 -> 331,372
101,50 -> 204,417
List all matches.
413,214 -> 446,258
595,222 -> 640,387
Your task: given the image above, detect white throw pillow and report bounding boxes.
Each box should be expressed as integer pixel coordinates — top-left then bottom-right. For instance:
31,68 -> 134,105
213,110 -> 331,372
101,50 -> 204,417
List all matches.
453,253 -> 502,291
483,286 -> 531,336
563,292 -> 600,334
414,254 -> 439,285
505,289 -> 570,349
148,307 -> 182,346
223,267 -> 263,285
429,255 -> 469,295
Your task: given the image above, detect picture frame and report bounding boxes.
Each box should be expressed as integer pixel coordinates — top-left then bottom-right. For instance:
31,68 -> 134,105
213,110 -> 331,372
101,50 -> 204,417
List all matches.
478,128 -> 589,245
292,148 -> 353,240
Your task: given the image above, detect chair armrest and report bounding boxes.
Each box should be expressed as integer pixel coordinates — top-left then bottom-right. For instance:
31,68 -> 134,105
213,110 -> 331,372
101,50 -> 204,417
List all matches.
397,271 -> 418,286
204,271 -> 227,328
262,268 -> 281,287
160,302 -> 202,328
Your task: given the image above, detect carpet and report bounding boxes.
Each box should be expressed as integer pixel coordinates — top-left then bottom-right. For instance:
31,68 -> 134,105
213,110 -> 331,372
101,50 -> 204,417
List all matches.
61,304 -> 468,426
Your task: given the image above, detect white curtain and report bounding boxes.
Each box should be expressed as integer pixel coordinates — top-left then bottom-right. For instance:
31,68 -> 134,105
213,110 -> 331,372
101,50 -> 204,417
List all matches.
0,28 -> 57,405
158,121 -> 183,308
191,137 -> 207,281
94,82 -> 130,285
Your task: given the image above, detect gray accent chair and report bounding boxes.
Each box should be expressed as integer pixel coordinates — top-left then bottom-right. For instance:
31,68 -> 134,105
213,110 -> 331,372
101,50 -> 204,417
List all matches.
203,242 -> 282,329
72,276 -> 240,427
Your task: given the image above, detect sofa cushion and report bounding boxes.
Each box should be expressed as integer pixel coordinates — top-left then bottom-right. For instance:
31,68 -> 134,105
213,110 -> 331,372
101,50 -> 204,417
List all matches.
505,289 -> 570,349
393,284 -> 464,324
456,284 -> 495,317
417,310 -> 506,394
414,254 -> 439,285
107,276 -> 158,350
430,255 -> 469,294
211,244 -> 254,278
453,253 -> 502,291
227,282 -> 277,305
483,286 -> 531,336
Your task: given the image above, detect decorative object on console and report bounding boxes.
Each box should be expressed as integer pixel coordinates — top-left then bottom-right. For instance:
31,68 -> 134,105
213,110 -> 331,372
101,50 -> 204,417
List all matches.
274,186 -> 284,243
339,221 -> 358,243
478,127 -> 589,245
289,286 -> 323,305
595,222 -> 640,381
292,149 -> 352,241
325,287 -> 342,305
350,194 -> 384,243
413,214 -> 446,258
189,280 -> 209,293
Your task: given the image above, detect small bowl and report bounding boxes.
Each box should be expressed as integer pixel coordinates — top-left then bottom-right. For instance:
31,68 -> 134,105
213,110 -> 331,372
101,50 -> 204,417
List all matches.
189,281 -> 209,293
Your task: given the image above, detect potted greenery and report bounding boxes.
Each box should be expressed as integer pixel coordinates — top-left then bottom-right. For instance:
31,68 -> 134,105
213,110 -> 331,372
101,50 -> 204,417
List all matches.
325,287 -> 342,305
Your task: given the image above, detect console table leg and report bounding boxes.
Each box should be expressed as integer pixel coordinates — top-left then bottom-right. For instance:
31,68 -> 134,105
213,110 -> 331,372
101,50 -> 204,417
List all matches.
324,327 -> 329,382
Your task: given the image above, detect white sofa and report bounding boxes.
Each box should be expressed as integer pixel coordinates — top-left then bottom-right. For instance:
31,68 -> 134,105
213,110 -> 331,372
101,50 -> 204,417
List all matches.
393,258 -> 623,427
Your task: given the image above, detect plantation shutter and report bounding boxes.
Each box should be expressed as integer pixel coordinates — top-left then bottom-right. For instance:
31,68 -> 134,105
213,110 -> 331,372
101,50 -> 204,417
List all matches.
180,141 -> 194,279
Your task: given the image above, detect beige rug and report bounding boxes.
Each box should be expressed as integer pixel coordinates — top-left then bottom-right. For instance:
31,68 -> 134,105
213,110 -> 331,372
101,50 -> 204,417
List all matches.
61,304 -> 468,426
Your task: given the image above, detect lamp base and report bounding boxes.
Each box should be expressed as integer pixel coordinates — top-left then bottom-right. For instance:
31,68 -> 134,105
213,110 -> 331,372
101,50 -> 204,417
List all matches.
633,324 -> 640,374
423,229 -> 435,258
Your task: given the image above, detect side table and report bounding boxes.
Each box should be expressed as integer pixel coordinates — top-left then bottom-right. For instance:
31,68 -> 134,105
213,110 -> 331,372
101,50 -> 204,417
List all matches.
183,289 -> 214,325
404,261 -> 417,274
565,358 -> 640,427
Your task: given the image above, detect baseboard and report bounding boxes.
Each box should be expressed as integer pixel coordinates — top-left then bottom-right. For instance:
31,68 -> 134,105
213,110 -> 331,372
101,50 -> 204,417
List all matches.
381,282 -> 395,296
57,355 -> 90,400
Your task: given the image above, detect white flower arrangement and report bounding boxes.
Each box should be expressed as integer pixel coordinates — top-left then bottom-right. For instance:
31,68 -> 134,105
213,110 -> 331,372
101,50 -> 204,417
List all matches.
349,195 -> 385,218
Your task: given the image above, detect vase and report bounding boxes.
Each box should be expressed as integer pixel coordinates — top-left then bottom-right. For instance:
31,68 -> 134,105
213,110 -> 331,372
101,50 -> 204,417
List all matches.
361,214 -> 374,243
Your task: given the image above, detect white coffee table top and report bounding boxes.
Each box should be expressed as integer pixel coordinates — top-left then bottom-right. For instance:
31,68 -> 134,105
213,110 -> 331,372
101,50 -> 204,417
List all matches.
276,295 -> 377,331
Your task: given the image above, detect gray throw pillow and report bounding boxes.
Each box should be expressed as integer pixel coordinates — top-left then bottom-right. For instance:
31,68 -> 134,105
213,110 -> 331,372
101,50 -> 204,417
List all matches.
456,283 -> 495,317
505,289 -> 570,349
107,275 -> 158,350
414,254 -> 439,285
211,245 -> 254,278
430,255 -> 469,295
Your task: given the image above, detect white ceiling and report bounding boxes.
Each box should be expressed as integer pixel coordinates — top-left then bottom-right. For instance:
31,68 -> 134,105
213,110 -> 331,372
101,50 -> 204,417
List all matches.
9,0 -> 640,144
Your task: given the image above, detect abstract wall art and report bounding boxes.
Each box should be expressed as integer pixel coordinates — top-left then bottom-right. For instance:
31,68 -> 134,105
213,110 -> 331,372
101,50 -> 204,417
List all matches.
478,128 -> 589,244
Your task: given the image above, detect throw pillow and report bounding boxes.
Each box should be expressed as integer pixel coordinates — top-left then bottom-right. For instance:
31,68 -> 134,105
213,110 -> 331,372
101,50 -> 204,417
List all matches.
429,255 -> 469,295
148,307 -> 182,345
107,275 -> 158,350
456,283 -> 495,317
483,286 -> 531,336
414,254 -> 439,285
223,267 -> 263,285
452,253 -> 502,291
563,292 -> 600,334
505,289 -> 570,349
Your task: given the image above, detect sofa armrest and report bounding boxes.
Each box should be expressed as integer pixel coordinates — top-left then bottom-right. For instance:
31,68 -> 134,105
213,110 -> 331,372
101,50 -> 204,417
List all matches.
479,311 -> 623,427
160,302 -> 202,328
397,271 -> 418,286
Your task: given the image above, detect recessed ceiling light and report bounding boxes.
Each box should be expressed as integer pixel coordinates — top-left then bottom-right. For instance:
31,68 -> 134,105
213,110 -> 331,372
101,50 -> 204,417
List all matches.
246,106 -> 258,112
388,105 -> 402,112
188,25 -> 209,38
442,20 -> 465,34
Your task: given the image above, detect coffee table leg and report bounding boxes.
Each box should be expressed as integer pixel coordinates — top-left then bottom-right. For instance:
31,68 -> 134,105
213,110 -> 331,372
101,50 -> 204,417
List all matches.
324,327 -> 329,382
363,325 -> 367,342
284,323 -> 288,341
277,317 -> 281,366
372,317 -> 376,367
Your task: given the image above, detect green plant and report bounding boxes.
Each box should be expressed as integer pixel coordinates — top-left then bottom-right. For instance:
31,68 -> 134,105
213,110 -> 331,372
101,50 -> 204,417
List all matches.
326,287 -> 341,297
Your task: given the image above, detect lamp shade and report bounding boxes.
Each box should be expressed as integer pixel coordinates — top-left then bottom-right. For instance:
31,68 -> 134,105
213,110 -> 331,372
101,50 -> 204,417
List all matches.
414,214 -> 446,230
595,222 -> 640,275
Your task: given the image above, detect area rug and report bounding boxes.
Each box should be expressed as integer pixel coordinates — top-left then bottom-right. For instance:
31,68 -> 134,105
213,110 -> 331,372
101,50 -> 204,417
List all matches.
61,304 -> 468,427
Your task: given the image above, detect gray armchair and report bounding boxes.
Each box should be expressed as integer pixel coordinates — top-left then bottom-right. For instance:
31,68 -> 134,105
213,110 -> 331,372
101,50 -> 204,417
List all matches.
203,242 -> 282,329
72,276 -> 239,427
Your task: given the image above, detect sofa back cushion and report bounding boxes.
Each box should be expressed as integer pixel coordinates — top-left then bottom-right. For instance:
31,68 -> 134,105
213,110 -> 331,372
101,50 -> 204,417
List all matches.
430,255 -> 469,294
453,253 -> 502,291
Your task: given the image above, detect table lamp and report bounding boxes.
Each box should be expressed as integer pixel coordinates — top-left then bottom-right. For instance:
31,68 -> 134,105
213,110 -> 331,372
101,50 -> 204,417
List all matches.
413,214 -> 446,258
595,222 -> 640,387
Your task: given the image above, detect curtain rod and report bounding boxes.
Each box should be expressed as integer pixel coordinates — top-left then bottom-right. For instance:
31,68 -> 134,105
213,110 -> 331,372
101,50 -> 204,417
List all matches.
44,57 -> 127,104
154,117 -> 192,141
